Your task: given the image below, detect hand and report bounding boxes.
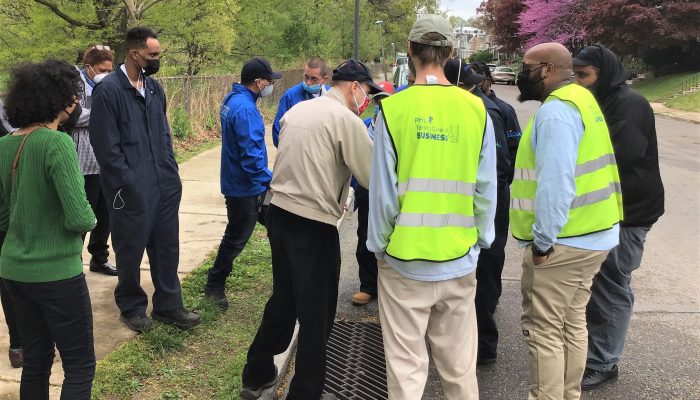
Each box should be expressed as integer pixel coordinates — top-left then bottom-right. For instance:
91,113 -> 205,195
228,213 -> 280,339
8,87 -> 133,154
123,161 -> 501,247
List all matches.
533,254 -> 549,265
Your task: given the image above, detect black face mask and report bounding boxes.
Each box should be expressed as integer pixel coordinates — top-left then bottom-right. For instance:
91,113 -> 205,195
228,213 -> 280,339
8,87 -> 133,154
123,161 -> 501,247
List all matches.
59,103 -> 82,131
137,52 -> 160,76
517,65 -> 546,102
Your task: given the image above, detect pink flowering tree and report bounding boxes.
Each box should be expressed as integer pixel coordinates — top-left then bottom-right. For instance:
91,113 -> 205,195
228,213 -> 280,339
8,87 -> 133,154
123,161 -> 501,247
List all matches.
517,0 -> 586,49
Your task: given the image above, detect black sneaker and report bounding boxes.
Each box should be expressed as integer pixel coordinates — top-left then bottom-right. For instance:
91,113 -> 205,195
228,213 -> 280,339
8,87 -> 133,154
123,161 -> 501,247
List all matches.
204,287 -> 229,311
151,308 -> 201,330
120,313 -> 153,333
240,365 -> 278,399
581,365 -> 619,391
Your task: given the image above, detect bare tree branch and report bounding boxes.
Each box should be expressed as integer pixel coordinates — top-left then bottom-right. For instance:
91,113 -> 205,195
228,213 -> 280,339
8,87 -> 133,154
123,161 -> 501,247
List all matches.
33,0 -> 108,29
138,0 -> 164,15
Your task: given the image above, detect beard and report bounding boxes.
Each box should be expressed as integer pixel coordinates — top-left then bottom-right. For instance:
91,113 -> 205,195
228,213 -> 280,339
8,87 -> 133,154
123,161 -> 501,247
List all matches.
517,78 -> 545,102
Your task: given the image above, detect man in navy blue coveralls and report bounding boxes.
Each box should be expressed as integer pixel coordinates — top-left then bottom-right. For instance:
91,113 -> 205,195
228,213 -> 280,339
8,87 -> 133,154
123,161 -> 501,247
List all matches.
89,27 -> 199,333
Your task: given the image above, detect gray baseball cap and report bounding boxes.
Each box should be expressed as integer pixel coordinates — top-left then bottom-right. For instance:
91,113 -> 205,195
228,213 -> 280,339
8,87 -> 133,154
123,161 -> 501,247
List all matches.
408,15 -> 454,47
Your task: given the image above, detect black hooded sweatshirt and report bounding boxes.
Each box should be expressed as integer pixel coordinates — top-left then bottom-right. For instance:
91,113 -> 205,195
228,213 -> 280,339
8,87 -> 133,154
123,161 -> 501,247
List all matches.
593,45 -> 664,227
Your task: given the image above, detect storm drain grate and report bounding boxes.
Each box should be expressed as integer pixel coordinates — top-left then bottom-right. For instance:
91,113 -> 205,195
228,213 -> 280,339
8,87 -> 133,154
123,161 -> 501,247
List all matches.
324,321 -> 388,400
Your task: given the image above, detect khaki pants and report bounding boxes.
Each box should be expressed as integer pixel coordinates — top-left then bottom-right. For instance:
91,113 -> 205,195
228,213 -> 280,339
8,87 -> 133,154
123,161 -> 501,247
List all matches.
378,261 -> 479,400
521,245 -> 609,400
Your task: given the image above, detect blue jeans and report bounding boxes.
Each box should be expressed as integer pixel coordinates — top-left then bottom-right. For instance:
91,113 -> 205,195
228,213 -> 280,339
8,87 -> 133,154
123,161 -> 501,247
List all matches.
586,226 -> 651,372
206,194 -> 261,290
5,274 -> 95,400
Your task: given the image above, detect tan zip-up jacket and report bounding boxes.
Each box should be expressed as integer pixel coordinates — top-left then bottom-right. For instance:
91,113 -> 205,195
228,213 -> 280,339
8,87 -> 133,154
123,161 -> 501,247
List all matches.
270,87 -> 373,226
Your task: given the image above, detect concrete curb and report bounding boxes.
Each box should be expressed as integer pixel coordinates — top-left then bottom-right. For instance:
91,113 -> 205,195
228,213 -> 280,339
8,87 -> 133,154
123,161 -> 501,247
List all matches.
260,323 -> 299,400
650,103 -> 700,125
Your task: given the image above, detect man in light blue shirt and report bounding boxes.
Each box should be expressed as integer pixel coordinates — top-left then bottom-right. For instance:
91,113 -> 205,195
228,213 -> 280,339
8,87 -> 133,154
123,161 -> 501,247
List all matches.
514,42 -> 620,400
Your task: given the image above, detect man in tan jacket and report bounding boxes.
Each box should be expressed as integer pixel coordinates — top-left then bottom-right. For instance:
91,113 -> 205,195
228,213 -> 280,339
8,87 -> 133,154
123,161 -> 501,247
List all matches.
240,59 -> 381,400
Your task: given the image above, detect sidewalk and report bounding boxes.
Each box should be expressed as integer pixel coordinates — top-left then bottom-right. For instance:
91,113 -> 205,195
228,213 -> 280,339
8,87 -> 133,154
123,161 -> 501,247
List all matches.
0,132 -> 279,399
651,102 -> 700,124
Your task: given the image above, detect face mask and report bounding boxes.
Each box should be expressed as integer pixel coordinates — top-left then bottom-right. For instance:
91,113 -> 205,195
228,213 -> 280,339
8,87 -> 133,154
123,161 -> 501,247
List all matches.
302,81 -> 322,94
260,83 -> 274,97
60,103 -> 82,131
373,104 -> 380,115
93,73 -> 108,84
517,65 -> 546,102
137,52 -> 160,76
352,84 -> 369,115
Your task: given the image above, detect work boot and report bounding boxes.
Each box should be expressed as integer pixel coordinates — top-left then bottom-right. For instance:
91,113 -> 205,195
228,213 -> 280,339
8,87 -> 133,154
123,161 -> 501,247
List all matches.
582,365 -> 619,391
120,313 -> 153,333
351,291 -> 376,306
240,365 -> 278,399
152,308 -> 201,330
204,287 -> 229,311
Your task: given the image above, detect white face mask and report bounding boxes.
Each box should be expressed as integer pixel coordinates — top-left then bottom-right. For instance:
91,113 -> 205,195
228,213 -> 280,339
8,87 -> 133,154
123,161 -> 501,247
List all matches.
260,83 -> 274,97
93,73 -> 108,84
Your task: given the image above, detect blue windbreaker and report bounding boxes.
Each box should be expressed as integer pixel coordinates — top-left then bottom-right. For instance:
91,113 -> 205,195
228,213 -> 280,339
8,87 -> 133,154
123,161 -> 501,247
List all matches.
220,83 -> 271,197
271,82 -> 329,147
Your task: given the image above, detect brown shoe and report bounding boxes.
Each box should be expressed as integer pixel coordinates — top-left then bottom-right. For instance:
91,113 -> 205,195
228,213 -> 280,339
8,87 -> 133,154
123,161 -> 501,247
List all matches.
352,292 -> 376,306
9,348 -> 22,368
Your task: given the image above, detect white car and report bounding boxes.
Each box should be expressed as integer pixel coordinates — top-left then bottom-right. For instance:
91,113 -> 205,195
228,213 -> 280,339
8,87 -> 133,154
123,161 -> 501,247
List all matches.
492,66 -> 517,85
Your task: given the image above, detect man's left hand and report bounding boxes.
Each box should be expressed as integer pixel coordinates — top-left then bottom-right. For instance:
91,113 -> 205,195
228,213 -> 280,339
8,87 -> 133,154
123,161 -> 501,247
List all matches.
533,254 -> 549,265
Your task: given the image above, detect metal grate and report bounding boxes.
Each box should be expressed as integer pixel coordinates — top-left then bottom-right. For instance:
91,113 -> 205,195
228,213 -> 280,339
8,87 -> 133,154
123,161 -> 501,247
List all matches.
324,321 -> 388,400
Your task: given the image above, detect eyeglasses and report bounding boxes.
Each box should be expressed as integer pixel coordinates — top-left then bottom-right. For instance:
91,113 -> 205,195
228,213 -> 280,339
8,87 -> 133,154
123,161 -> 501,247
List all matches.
92,45 -> 111,51
521,62 -> 549,73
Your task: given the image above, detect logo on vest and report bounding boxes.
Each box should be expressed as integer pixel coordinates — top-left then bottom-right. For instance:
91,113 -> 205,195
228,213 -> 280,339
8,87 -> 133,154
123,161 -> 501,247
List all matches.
414,117 -> 459,143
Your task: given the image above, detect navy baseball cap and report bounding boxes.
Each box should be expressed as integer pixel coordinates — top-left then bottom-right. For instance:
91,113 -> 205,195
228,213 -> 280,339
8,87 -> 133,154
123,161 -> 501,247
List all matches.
241,57 -> 282,83
573,46 -> 604,68
332,59 -> 383,94
444,58 -> 485,86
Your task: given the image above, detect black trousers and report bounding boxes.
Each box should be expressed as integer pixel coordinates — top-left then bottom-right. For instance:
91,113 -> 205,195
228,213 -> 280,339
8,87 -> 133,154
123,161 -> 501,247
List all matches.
243,205 -> 341,400
354,187 -> 377,295
475,184 -> 510,359
0,231 -> 21,349
5,274 -> 95,400
206,195 -> 261,290
82,174 -> 111,264
106,173 -> 184,317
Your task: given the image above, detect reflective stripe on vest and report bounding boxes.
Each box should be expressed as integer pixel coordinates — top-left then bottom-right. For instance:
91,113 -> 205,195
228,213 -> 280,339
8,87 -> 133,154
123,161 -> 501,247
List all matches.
382,85 -> 487,262
509,84 -> 623,241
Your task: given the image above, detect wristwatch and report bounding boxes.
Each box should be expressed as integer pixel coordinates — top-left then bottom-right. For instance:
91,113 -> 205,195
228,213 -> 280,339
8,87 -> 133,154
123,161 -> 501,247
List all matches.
532,243 -> 554,257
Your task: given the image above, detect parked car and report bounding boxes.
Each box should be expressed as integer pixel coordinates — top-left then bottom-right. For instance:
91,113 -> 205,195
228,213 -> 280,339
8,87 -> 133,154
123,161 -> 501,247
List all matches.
487,63 -> 498,73
492,66 -> 516,85
393,52 -> 409,88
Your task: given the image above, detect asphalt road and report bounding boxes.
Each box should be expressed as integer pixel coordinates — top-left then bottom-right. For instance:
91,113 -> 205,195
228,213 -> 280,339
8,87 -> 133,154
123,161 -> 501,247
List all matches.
335,83 -> 700,400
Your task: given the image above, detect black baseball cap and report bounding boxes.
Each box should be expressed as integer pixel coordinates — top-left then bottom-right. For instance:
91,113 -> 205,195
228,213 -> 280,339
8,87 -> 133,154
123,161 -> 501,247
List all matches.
241,57 -> 282,83
444,59 -> 485,86
573,46 -> 603,68
332,59 -> 383,94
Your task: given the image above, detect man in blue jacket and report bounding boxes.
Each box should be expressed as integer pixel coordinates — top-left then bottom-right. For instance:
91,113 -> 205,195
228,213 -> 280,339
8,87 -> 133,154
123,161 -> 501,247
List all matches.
90,27 -> 200,333
204,58 -> 280,309
271,57 -> 329,147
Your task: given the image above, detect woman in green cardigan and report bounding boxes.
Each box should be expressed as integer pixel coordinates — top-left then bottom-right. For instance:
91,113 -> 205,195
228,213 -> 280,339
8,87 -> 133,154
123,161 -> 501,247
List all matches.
0,59 -> 97,400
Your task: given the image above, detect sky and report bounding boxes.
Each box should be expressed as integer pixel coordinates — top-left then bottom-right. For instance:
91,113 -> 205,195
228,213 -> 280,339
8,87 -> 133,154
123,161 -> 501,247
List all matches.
440,0 -> 481,20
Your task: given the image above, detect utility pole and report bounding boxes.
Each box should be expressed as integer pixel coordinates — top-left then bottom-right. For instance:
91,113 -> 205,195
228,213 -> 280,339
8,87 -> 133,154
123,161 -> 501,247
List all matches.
353,0 -> 359,60
376,20 -> 385,80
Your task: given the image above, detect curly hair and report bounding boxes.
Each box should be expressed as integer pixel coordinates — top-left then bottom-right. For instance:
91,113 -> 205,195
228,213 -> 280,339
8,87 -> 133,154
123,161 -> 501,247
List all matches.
4,59 -> 82,128
82,46 -> 114,66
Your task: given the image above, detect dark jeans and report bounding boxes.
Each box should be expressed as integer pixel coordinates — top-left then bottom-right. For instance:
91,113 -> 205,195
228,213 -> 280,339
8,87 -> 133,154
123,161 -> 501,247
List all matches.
4,274 -> 95,400
0,231 -> 21,349
206,194 -> 261,290
475,184 -> 510,359
82,174 -> 111,264
355,187 -> 377,295
243,205 -> 341,400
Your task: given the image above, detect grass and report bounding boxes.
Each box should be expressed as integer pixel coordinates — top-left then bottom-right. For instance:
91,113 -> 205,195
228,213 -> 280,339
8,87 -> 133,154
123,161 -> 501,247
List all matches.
665,90 -> 700,112
91,226 -> 273,400
631,72 -> 699,102
174,138 -> 221,164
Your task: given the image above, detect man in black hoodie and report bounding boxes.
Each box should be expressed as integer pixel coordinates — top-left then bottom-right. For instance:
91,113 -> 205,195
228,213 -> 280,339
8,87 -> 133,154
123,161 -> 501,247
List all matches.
573,44 -> 665,390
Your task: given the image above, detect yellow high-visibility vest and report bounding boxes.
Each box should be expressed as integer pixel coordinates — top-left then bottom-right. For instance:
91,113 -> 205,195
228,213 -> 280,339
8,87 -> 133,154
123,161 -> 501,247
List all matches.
509,84 -> 623,241
382,85 -> 487,262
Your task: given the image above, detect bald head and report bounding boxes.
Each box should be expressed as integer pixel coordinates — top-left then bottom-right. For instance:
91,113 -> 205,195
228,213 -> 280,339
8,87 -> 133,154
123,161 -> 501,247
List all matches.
519,42 -> 573,102
524,42 -> 572,77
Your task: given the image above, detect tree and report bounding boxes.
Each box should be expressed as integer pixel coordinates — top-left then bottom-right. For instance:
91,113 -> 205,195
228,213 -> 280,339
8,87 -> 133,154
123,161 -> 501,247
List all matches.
469,50 -> 493,63
33,0 -> 163,29
517,0 -> 585,49
478,0 -> 525,53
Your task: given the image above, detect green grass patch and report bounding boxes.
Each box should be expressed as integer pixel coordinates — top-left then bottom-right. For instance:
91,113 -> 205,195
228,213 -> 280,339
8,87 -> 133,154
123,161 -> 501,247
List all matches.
174,138 -> 221,164
632,72 -> 699,102
664,90 -> 700,113
91,227 -> 272,400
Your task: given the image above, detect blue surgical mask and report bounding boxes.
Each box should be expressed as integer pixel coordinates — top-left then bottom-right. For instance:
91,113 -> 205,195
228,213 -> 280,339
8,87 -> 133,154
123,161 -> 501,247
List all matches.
373,104 -> 380,115
302,81 -> 322,94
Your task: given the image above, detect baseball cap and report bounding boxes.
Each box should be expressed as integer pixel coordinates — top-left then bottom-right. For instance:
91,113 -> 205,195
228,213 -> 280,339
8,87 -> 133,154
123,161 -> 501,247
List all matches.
573,46 -> 603,68
408,15 -> 454,47
373,81 -> 395,98
332,59 -> 383,94
241,57 -> 282,83
444,59 -> 485,86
